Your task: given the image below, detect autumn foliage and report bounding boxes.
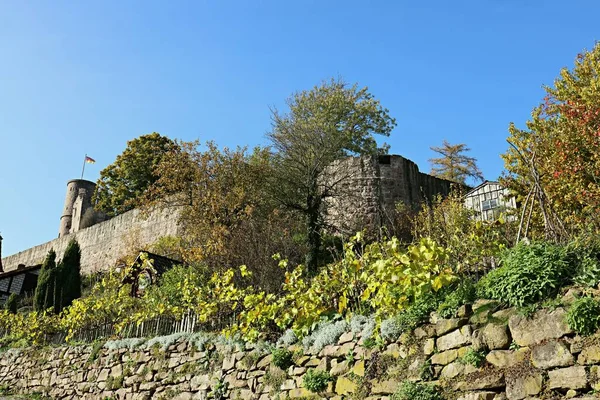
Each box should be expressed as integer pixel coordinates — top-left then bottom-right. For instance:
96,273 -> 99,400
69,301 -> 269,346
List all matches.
502,43 -> 600,236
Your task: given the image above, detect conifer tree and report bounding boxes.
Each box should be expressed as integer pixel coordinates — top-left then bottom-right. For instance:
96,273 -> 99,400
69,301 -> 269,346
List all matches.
5,293 -> 18,314
57,239 -> 82,312
429,140 -> 484,185
34,249 -> 57,312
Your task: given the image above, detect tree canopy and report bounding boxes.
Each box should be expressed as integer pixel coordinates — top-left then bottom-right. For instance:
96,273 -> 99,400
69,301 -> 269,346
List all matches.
93,132 -> 179,217
268,78 -> 396,274
502,43 -> 600,238
142,141 -> 303,291
429,140 -> 484,185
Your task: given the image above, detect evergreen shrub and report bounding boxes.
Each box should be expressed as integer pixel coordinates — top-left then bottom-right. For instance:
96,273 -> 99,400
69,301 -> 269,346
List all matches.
477,242 -> 572,307
567,296 -> 600,336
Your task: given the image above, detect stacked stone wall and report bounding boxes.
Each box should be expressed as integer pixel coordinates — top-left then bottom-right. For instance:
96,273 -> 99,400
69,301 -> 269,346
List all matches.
2,302 -> 600,399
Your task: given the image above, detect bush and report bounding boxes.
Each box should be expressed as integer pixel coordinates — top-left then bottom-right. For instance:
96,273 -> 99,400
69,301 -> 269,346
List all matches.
569,239 -> 600,287
303,369 -> 332,393
477,242 -> 573,307
380,317 -> 402,342
395,293 -> 440,332
567,297 -> 600,336
4,294 -> 18,314
459,348 -> 486,367
302,320 -> 348,353
276,329 -> 298,347
271,348 -> 293,370
437,279 -> 476,319
392,381 -> 444,400
411,191 -> 512,273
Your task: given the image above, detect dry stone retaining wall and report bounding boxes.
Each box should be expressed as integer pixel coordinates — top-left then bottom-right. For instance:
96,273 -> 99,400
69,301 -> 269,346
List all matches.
2,302 -> 600,399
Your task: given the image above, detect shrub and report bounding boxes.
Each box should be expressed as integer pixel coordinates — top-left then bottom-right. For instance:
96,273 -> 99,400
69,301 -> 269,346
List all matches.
350,315 -> 375,339
380,317 -> 402,342
411,191 -> 512,273
477,242 -> 572,307
276,329 -> 298,347
437,279 -> 476,319
459,348 -> 486,367
392,381 -> 444,400
104,338 -> 146,350
302,320 -> 348,353
567,297 -> 600,336
303,369 -> 332,393
395,293 -> 440,333
569,239 -> 600,287
4,294 -> 18,314
271,348 -> 293,370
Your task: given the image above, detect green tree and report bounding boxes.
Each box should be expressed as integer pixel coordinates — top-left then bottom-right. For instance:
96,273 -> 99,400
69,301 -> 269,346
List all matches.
502,43 -> 600,238
34,249 -> 57,312
428,140 -> 484,185
143,141 -> 303,291
55,239 -> 82,313
268,78 -> 396,274
5,293 -> 18,314
93,132 -> 179,217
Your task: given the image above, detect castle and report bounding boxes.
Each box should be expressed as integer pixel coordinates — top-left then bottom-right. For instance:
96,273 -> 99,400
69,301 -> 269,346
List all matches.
0,155 -> 454,275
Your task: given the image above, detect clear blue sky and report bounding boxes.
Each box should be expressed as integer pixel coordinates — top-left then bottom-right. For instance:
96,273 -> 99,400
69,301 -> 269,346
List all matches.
1,0 -> 599,256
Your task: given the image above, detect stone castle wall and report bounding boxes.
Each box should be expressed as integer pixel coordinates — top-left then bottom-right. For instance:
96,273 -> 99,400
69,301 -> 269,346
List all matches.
1,302 -> 599,399
326,155 -> 455,234
2,154 -> 454,275
1,207 -> 181,274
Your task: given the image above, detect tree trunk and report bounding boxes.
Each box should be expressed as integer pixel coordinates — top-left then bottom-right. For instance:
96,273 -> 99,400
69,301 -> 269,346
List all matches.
305,197 -> 321,276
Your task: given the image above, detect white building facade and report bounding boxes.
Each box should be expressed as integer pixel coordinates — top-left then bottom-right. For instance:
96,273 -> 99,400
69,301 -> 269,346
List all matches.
464,181 -> 517,221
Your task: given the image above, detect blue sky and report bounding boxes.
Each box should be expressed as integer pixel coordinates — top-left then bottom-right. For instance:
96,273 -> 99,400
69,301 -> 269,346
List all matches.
1,0 -> 599,256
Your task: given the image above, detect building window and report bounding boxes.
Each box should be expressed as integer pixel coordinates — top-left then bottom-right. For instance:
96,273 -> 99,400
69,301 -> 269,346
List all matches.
482,199 -> 498,211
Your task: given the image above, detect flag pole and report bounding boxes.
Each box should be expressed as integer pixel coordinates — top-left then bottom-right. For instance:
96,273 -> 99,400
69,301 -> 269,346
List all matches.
81,154 -> 87,180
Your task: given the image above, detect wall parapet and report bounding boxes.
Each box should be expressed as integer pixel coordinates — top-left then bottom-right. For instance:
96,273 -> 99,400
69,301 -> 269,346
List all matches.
1,207 -> 180,274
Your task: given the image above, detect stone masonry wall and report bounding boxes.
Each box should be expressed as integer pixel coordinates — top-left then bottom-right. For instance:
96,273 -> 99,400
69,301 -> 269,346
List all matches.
326,155 -> 454,235
1,207 -> 181,274
2,300 -> 600,399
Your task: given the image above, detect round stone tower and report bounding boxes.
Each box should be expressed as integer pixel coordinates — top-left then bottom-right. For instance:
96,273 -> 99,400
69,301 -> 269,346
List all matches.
59,179 -> 97,238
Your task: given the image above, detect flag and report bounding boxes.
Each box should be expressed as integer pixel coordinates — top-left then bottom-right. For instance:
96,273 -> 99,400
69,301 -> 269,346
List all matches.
85,156 -> 96,164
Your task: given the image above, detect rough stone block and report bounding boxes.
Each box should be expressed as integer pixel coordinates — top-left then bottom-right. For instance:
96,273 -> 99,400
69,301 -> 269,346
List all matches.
482,323 -> 510,350
508,308 -> 572,347
454,372 -> 505,391
431,349 -> 458,365
548,366 -> 588,390
577,344 -> 600,365
531,340 -> 573,369
437,325 -> 472,351
506,372 -> 543,400
486,349 -> 528,368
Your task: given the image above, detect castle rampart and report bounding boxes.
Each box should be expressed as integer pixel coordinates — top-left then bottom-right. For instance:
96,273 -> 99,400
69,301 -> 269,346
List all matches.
2,207 -> 180,274
2,154 -> 454,275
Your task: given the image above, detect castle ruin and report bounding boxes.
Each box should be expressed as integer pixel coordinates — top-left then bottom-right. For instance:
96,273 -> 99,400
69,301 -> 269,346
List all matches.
1,154 -> 454,274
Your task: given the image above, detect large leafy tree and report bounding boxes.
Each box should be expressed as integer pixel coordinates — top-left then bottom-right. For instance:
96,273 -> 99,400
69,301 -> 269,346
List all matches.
93,132 -> 179,217
429,140 -> 484,185
502,43 -> 600,237
142,141 -> 304,291
268,78 -> 396,274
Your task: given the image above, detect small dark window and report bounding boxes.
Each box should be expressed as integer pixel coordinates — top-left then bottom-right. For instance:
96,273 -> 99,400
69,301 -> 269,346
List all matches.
378,155 -> 391,164
482,199 -> 498,211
